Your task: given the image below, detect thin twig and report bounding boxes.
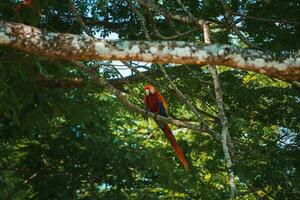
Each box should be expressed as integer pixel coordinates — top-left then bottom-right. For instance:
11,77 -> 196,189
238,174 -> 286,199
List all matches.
203,22 -> 237,200
134,0 -> 208,28
23,172 -> 39,184
175,0 -> 194,19
230,11 -> 299,25
150,14 -> 198,40
110,64 -> 144,105
158,64 -> 204,121
68,0 -> 93,37
0,177 -> 8,196
128,0 -> 151,39
220,0 -> 260,49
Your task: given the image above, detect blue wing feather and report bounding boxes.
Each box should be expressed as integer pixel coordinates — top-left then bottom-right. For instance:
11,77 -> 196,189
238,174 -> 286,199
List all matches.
159,101 -> 168,117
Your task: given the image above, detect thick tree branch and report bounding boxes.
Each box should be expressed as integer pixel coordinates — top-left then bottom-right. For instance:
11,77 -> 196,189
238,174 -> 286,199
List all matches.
36,75 -> 84,88
0,21 -> 299,81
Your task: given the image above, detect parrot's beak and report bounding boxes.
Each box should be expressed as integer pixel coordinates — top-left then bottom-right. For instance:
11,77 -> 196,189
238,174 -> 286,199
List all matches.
145,89 -> 150,95
150,86 -> 155,94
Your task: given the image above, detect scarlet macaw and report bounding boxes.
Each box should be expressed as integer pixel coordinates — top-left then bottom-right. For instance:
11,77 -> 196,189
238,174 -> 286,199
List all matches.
144,84 -> 189,171
16,0 -> 33,13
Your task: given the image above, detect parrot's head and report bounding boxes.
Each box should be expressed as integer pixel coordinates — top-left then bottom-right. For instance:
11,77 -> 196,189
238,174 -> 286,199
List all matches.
144,84 -> 156,96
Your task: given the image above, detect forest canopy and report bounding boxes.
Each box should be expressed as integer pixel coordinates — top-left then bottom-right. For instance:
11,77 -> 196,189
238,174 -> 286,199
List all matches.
0,0 -> 299,199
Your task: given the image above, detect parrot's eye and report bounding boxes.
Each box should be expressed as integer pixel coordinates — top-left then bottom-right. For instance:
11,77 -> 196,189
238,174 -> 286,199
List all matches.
145,89 -> 150,95
150,87 -> 155,94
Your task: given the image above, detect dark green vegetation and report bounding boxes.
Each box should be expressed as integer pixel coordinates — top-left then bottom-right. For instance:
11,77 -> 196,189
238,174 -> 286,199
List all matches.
0,0 -> 299,199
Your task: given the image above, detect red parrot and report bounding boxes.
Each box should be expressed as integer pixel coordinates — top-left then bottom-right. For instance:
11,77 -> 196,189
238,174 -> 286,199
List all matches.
16,0 -> 33,13
144,84 -> 189,171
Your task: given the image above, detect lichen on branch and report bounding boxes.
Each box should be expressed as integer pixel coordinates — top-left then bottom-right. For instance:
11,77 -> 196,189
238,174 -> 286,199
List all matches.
0,20 -> 299,81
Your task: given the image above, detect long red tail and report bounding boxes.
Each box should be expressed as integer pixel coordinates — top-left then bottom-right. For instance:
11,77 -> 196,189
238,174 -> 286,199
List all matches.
161,124 -> 189,171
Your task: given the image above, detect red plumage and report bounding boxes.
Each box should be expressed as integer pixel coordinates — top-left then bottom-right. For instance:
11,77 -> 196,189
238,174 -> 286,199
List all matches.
161,123 -> 190,171
144,84 -> 189,171
15,0 -> 33,13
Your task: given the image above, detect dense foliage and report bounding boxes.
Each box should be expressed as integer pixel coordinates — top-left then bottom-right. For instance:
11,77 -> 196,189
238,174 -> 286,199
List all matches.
0,0 -> 299,199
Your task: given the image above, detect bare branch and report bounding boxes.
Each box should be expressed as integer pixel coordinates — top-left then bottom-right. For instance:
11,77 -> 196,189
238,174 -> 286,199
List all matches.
158,64 -> 204,121
175,0 -> 194,19
36,75 -> 84,88
0,21 -> 299,81
108,66 -> 161,88
68,0 -> 93,37
149,13 -> 198,40
110,64 -> 144,105
153,28 -> 198,40
122,62 -> 157,86
203,23 -> 237,199
127,0 -> 151,40
220,0 -> 260,49
230,11 -> 299,25
232,27 -> 260,49
134,0 -> 208,27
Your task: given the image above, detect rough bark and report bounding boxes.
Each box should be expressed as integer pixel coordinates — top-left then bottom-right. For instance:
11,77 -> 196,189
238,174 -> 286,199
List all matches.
0,21 -> 299,81
203,23 -> 237,199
